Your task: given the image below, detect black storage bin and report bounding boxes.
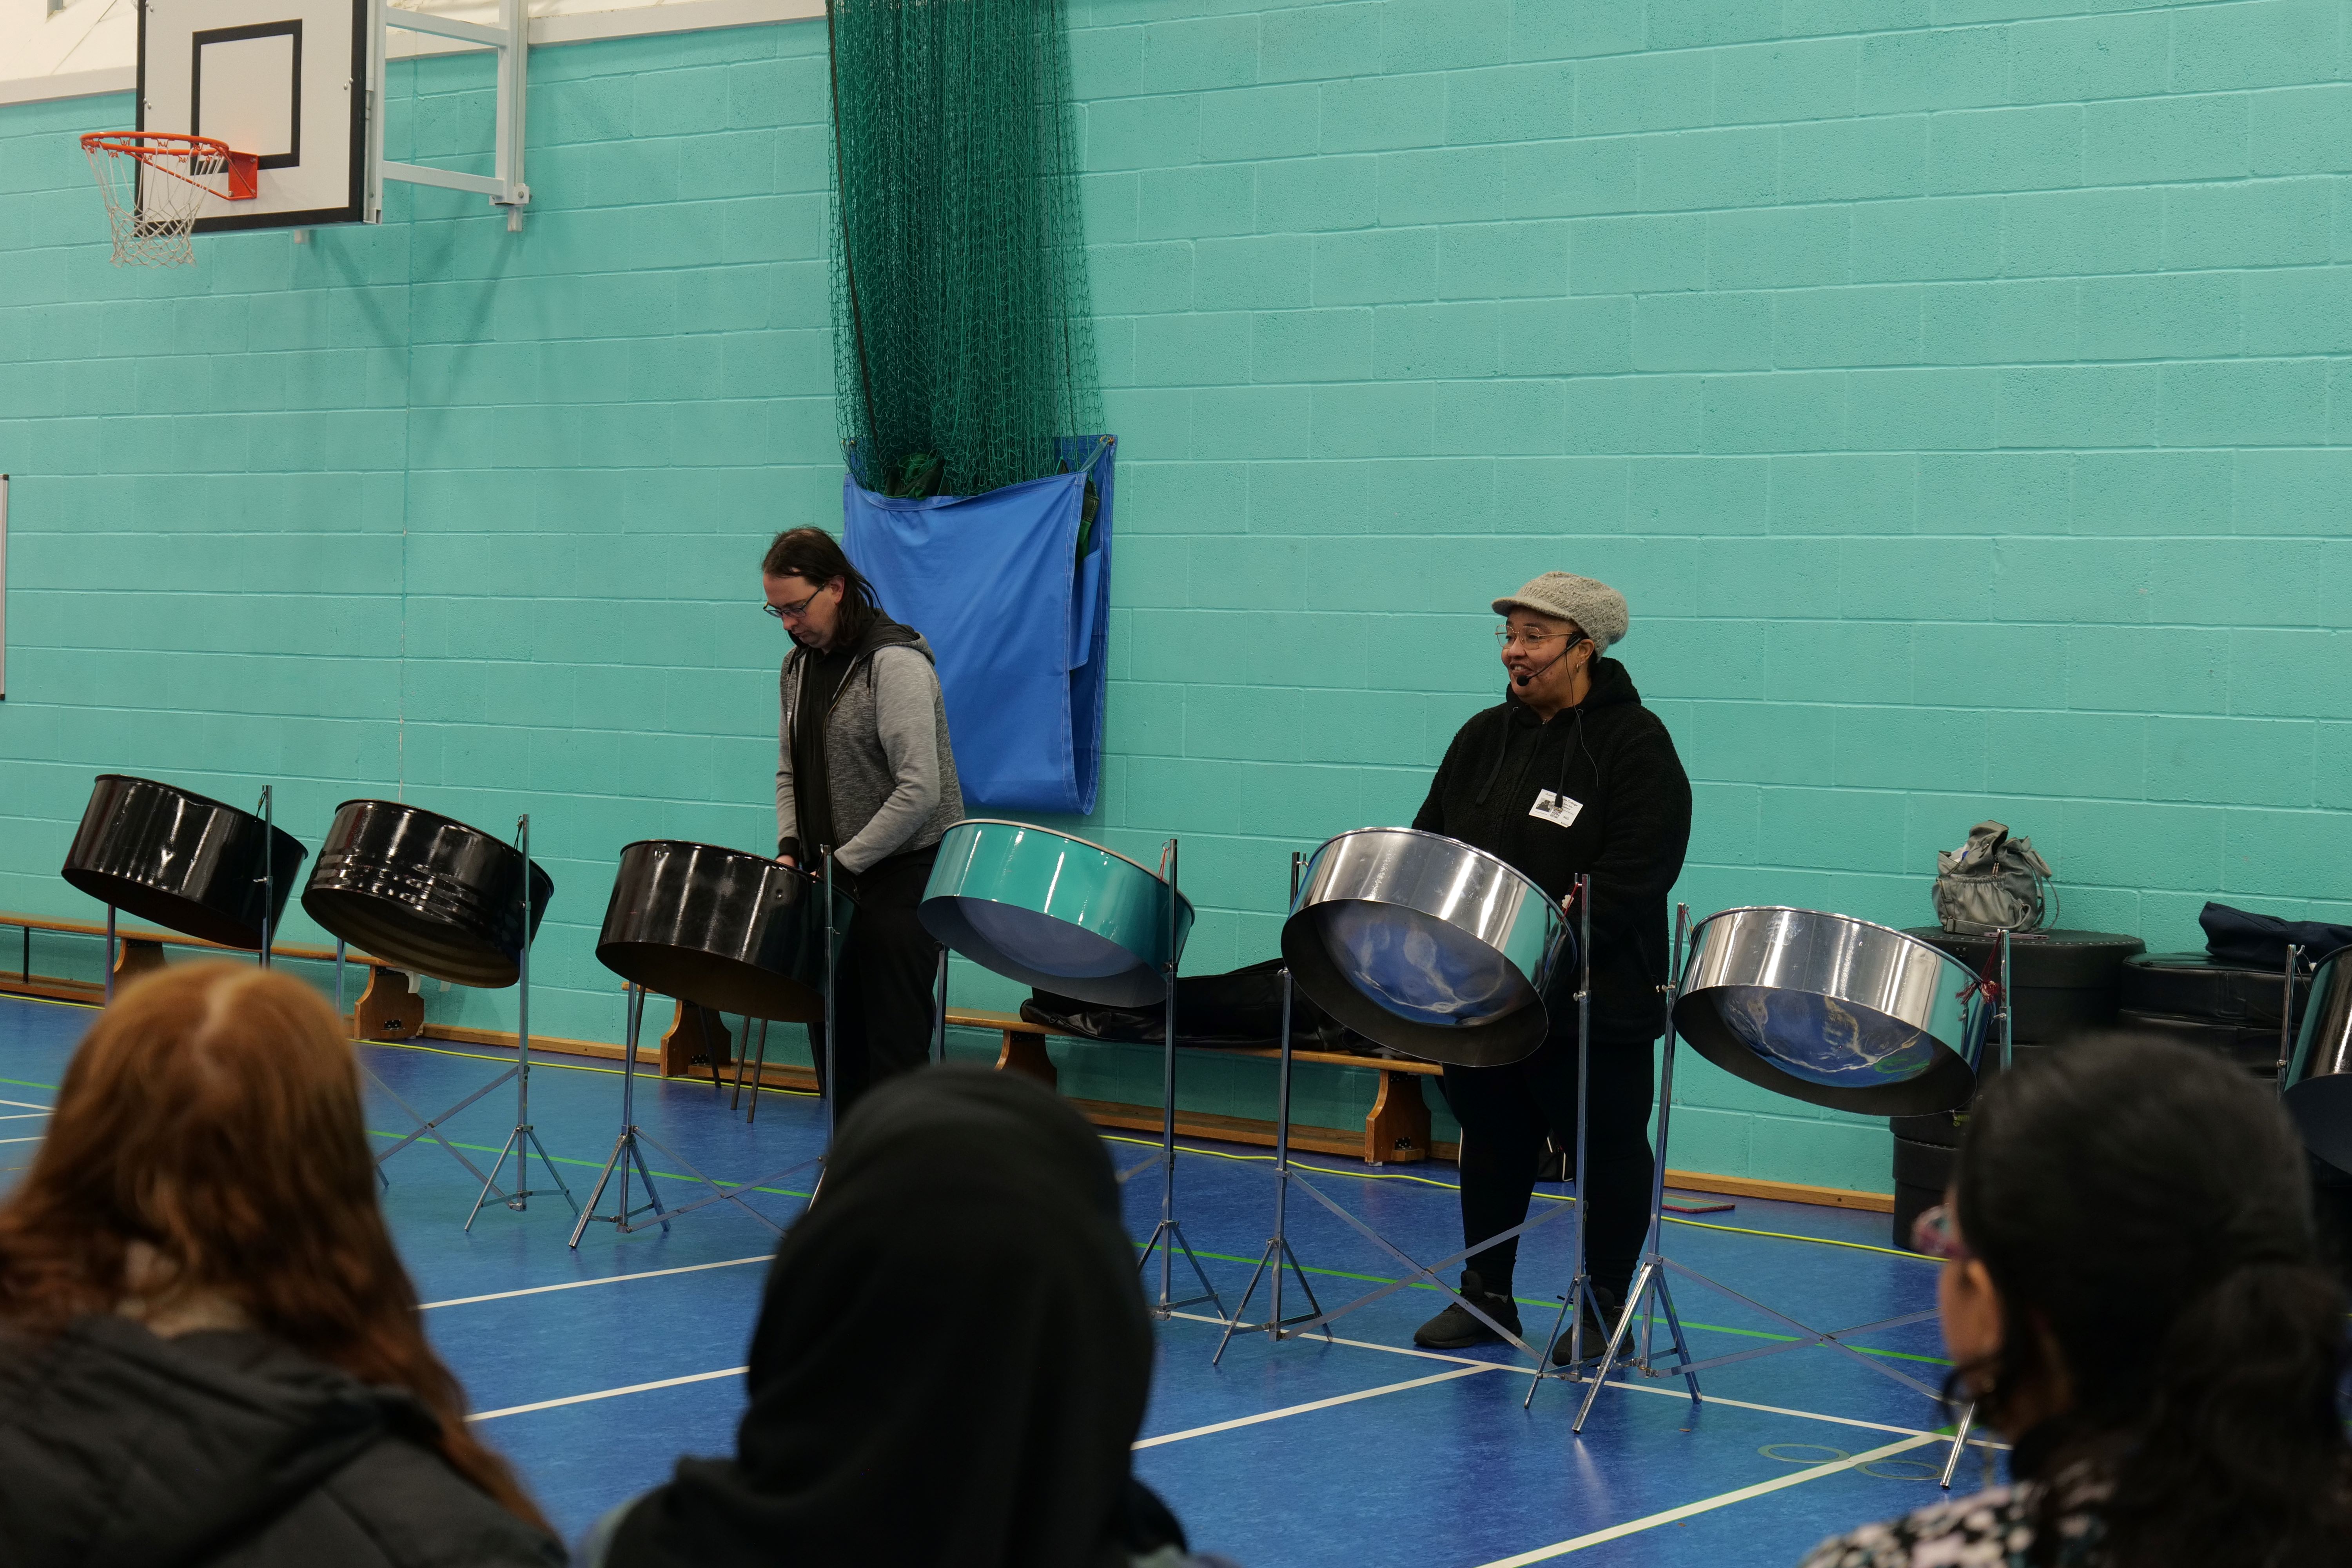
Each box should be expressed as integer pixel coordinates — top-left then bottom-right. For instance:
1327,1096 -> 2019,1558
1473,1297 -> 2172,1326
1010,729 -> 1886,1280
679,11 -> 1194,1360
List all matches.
1900,927 -> 2145,1044
2115,1007 -> 2289,1077
1892,1180 -> 1941,1255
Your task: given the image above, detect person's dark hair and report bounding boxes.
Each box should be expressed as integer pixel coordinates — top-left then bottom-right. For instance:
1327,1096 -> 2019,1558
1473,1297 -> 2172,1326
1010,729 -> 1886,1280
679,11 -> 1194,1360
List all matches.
761,526 -> 880,647
1951,1034 -> 2352,1566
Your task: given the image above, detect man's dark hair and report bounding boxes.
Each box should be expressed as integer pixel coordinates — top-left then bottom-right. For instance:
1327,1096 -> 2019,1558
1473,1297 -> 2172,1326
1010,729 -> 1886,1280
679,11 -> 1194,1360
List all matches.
762,527 -> 881,647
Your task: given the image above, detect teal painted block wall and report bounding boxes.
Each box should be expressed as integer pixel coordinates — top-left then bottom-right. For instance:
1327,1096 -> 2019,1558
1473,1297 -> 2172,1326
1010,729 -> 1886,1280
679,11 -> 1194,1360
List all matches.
8,1 -> 2352,1193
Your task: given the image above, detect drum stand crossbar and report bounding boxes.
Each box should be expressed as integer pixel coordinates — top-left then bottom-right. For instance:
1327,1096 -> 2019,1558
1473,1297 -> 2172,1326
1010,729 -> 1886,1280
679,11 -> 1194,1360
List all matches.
569,983 -> 787,1245
1131,837 -> 1229,1322
1227,878 -> 1595,1370
1564,906 -> 1996,1489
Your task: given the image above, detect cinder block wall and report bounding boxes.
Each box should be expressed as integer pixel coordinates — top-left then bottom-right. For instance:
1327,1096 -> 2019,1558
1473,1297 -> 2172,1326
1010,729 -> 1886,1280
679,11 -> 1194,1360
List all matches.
5,1 -> 2350,1191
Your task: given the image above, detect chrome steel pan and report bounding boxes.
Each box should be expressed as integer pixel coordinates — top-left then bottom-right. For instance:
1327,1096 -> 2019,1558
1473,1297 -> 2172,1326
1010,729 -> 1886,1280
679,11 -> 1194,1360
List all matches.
301,800 -> 553,989
61,774 -> 307,950
596,840 -> 851,1024
920,820 -> 1191,1008
2284,946 -> 2352,1175
1280,827 -> 1568,1069
1675,906 -> 1979,1116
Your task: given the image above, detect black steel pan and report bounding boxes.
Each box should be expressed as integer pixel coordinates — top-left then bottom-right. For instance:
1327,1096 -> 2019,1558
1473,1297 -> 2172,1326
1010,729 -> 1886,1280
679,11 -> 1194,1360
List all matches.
61,774 -> 306,949
596,840 -> 852,1023
302,800 -> 552,988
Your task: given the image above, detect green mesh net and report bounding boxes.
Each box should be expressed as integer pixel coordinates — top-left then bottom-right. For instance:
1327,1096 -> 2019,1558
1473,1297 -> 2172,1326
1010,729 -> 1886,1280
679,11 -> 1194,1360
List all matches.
827,0 -> 1101,500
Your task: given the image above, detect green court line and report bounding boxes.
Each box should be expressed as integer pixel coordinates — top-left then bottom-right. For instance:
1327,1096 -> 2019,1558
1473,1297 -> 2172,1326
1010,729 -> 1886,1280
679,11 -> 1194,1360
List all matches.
0,1076 -> 58,1093
367,1130 -> 814,1201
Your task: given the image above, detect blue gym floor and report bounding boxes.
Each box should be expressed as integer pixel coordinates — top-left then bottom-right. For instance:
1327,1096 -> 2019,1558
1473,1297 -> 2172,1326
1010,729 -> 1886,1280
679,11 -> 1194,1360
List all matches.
0,993 -> 2001,1566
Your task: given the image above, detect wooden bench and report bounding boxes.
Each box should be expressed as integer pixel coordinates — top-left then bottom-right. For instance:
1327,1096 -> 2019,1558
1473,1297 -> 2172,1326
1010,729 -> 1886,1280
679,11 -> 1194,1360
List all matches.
652,992 -> 1446,1167
0,911 -> 422,1040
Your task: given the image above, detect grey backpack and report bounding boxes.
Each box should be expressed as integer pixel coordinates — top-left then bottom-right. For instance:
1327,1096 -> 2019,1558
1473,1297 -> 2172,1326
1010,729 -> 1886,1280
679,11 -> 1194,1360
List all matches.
1933,821 -> 2056,936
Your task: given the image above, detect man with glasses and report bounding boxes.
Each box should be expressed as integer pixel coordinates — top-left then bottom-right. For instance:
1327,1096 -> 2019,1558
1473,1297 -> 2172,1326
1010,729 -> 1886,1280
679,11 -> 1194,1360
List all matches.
763,526 -> 965,1115
1408,572 -> 1692,1365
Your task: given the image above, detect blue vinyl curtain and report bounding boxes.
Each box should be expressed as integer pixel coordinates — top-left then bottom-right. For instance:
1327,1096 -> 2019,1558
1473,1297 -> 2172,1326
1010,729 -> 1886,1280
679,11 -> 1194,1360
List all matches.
841,436 -> 1114,815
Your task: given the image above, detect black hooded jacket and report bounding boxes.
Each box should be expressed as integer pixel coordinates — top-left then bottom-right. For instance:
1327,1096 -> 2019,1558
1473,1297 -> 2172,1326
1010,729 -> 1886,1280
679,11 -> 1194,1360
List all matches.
0,1315 -> 560,1568
1413,657 -> 1692,1044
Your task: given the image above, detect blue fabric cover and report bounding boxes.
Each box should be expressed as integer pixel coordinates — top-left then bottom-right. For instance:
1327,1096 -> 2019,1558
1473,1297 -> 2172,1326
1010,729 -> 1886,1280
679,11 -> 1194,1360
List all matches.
841,437 -> 1114,814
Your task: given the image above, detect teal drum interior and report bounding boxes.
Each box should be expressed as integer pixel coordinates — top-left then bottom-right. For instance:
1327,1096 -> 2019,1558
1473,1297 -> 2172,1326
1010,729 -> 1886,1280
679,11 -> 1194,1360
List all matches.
918,820 -> 1192,1009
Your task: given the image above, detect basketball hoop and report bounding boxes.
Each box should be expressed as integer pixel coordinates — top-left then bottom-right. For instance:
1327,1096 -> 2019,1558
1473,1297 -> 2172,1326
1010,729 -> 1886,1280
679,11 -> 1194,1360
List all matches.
79,132 -> 258,266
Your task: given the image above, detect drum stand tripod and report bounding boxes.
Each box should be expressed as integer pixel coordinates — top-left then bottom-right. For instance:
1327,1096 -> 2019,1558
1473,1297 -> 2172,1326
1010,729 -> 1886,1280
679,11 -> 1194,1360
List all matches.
1222,877 -> 1594,1368
575,847 -> 848,1243
1563,906 -> 1998,1488
1131,837 -> 1229,1322
338,815 -> 576,1229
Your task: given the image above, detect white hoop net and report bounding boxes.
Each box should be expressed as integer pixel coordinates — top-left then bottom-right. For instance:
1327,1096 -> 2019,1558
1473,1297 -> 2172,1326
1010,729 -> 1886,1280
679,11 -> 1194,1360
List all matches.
80,134 -> 235,267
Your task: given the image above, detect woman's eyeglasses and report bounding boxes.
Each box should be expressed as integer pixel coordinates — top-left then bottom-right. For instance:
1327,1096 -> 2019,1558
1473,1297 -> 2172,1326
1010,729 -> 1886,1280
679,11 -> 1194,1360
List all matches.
1910,1203 -> 1969,1262
1495,625 -> 1561,650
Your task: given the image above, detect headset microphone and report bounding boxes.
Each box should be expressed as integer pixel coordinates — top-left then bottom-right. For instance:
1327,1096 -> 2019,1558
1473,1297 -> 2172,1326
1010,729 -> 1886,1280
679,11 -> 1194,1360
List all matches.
1512,633 -> 1585,688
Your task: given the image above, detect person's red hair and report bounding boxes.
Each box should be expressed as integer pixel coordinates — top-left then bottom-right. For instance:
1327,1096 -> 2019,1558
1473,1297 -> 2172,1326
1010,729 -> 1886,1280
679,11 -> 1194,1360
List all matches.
0,962 -> 548,1530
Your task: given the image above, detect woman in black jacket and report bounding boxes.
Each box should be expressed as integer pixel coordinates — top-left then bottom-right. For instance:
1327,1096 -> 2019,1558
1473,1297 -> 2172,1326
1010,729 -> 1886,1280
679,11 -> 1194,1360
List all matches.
0,964 -> 560,1568
1409,572 -> 1692,1360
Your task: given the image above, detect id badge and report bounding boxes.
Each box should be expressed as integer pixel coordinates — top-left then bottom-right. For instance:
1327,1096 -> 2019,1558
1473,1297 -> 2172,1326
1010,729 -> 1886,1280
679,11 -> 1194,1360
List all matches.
1528,789 -> 1583,829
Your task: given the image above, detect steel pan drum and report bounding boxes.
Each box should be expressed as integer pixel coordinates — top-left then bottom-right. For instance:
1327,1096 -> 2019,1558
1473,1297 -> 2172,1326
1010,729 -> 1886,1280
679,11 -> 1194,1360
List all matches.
2284,946 -> 2352,1175
302,800 -> 553,989
61,774 -> 307,949
919,820 -> 1191,1008
1281,828 -> 1567,1068
1675,907 -> 1980,1117
596,840 -> 852,1024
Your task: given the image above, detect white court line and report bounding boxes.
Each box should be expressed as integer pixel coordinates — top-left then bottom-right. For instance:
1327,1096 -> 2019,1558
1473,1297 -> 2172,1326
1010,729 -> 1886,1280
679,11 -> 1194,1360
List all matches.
1133,1366 -> 1487,1449
1169,1312 -> 2005,1452
1469,1434 -> 1938,1566
0,1111 -> 49,1121
469,1366 -> 747,1422
0,1136 -> 44,1145
422,1255 -> 771,1310
0,1098 -> 49,1110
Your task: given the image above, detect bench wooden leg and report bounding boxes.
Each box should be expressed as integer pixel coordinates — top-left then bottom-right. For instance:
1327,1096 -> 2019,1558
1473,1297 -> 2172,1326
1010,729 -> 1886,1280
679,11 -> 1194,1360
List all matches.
114,938 -> 167,985
995,1030 -> 1057,1090
661,1000 -> 732,1079
1365,1069 -> 1432,1165
354,967 -> 422,1041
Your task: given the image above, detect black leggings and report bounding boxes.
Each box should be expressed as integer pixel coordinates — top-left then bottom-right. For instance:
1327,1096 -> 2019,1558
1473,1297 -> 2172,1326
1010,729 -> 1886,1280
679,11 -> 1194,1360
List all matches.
1440,1021 -> 1656,1297
809,844 -> 940,1121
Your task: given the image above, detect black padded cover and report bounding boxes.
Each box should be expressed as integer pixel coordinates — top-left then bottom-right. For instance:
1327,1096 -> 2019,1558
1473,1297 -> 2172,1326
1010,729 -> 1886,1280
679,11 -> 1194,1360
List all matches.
2115,1007 -> 2287,1076
1904,928 -> 2143,1044
2118,952 -> 2310,1030
1892,1135 -> 1956,1191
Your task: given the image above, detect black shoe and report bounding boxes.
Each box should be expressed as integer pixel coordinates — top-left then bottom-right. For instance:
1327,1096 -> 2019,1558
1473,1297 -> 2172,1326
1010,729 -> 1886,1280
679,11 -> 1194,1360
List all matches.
1412,1270 -> 1521,1348
1550,1283 -> 1628,1367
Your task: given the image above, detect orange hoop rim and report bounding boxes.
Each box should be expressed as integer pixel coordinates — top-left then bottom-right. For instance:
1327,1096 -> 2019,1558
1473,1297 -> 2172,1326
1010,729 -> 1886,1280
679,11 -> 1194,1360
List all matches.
80,131 -> 236,160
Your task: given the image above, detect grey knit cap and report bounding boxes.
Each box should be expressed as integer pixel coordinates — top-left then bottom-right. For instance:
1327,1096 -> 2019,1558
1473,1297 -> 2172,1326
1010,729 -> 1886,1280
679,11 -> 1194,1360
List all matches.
1492,572 -> 1629,650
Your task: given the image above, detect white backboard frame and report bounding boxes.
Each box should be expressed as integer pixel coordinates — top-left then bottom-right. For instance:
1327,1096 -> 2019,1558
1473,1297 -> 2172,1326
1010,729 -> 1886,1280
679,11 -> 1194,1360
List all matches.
137,0 -> 368,231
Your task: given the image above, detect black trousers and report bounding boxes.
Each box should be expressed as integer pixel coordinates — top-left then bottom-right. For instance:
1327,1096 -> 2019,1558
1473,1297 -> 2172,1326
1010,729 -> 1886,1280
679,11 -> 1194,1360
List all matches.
809,843 -> 939,1122
1440,1016 -> 1656,1298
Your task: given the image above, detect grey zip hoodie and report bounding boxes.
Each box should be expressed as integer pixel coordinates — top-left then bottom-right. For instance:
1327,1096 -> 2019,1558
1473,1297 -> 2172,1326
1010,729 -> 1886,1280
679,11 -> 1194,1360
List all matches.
776,626 -> 964,875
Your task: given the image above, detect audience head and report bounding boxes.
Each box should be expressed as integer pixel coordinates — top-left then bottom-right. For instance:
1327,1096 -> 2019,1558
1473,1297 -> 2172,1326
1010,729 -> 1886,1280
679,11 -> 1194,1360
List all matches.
0,962 -> 544,1528
614,1065 -> 1159,1568
1943,1034 -> 2351,1564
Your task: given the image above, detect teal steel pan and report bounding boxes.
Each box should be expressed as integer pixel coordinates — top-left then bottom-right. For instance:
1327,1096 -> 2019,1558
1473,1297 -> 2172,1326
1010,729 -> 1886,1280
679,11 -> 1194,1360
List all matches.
919,819 -> 1192,1008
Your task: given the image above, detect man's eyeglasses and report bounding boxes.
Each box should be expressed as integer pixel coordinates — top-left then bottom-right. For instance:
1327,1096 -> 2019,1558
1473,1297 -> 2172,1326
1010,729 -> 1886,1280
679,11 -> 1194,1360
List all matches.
764,591 -> 821,622
1910,1203 -> 1969,1262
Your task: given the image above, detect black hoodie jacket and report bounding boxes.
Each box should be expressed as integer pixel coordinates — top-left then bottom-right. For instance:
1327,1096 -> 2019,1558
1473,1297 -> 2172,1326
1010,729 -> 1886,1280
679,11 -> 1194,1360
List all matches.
1412,657 -> 1692,1044
0,1315 -> 561,1568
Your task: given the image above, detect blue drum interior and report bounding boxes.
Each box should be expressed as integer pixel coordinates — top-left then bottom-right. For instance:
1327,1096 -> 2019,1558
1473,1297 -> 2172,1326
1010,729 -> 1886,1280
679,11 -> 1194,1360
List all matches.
1711,985 -> 1942,1089
947,898 -> 1142,984
1321,902 -> 1537,1028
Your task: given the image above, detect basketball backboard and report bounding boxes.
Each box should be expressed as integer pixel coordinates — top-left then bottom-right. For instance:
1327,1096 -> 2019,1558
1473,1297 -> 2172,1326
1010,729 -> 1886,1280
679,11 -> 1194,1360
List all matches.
137,0 -> 368,231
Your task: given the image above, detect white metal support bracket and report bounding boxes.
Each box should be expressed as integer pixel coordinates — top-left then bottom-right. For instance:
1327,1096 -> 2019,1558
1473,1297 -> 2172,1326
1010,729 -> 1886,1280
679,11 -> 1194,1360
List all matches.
368,0 -> 530,230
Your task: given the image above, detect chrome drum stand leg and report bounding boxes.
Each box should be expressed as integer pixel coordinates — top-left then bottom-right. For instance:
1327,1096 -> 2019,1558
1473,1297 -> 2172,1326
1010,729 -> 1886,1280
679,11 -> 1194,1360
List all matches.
1526,875 -> 1601,1404
1216,851 -> 1329,1362
469,814 -> 578,1230
1133,837 -> 1227,1321
572,983 -> 672,1244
